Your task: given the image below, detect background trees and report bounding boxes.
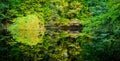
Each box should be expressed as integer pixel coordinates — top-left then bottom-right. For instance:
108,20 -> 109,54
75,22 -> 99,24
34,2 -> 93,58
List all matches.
0,0 -> 120,61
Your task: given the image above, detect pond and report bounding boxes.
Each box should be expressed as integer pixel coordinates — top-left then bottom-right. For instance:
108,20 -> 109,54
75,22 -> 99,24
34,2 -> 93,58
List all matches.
0,15 -> 83,61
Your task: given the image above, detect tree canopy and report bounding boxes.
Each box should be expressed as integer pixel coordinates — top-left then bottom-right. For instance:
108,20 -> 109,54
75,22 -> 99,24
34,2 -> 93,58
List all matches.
0,0 -> 120,61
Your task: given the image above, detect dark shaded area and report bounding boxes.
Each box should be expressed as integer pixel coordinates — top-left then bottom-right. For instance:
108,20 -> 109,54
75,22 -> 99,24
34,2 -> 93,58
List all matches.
45,24 -> 83,32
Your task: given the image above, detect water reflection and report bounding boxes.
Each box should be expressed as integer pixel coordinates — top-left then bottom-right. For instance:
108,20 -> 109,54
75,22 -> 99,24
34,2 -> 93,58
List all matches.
42,25 -> 82,61
1,19 -> 83,61
45,24 -> 83,38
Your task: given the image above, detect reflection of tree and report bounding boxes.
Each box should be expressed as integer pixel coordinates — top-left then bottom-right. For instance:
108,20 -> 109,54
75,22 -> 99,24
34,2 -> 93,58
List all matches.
8,15 -> 44,45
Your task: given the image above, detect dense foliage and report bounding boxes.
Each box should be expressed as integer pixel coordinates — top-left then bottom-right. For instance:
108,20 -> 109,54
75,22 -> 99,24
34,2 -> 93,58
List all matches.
8,14 -> 44,45
0,0 -> 120,61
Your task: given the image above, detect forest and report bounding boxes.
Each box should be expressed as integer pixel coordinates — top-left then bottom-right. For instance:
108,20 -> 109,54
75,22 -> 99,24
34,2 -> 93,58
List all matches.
0,0 -> 120,61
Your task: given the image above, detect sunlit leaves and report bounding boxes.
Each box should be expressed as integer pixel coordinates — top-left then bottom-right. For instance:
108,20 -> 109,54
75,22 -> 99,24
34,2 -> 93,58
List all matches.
8,14 -> 44,45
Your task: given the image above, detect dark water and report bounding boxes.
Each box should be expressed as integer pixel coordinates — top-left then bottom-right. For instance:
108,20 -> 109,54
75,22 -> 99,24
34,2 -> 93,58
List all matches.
45,24 -> 83,33
0,23 -> 83,35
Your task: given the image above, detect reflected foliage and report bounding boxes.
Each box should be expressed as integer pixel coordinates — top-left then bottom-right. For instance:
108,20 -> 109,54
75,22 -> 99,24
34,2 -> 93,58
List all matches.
0,0 -> 120,61
8,15 -> 44,45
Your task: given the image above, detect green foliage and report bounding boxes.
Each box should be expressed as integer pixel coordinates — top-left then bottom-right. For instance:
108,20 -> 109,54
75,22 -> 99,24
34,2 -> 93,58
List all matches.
0,0 -> 120,61
8,14 -> 44,45
81,0 -> 120,61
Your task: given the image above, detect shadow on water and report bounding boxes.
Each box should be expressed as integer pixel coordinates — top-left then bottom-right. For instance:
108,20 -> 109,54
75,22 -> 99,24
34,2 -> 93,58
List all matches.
0,23 -> 83,36
45,24 -> 83,33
